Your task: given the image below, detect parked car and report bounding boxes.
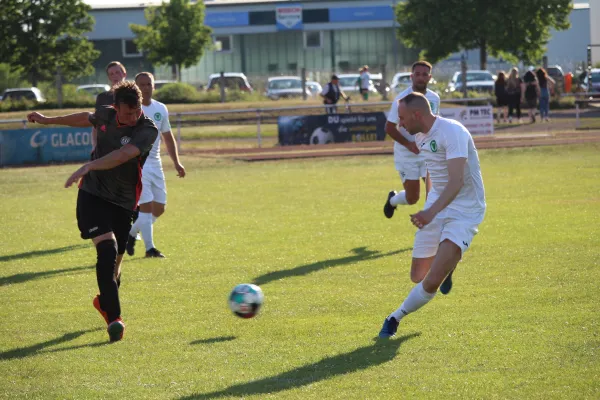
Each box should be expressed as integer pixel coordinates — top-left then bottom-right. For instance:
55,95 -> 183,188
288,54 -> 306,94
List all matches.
265,76 -> 311,100
546,65 -> 564,94
0,87 -> 46,103
76,84 -> 110,96
337,74 -> 377,94
306,81 -> 323,97
206,73 -> 253,92
446,70 -> 495,93
154,80 -> 177,90
581,68 -> 600,97
369,73 -> 390,95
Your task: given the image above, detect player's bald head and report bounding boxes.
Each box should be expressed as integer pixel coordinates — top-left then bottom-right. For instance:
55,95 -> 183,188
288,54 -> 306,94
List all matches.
398,92 -> 432,114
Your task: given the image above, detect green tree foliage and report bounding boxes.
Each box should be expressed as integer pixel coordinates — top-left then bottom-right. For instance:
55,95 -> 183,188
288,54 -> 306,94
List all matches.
396,0 -> 572,69
130,0 -> 212,81
0,0 -> 100,86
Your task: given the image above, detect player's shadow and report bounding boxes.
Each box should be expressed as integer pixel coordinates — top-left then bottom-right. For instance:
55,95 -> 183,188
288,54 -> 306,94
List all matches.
0,264 -> 94,287
0,244 -> 90,263
0,328 -> 105,361
179,333 -> 420,399
190,336 -> 237,345
252,246 -> 412,286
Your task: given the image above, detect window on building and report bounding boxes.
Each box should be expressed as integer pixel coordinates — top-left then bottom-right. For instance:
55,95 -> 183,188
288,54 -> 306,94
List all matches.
122,39 -> 142,58
304,31 -> 322,49
214,36 -> 233,52
249,11 -> 276,25
303,9 -> 329,23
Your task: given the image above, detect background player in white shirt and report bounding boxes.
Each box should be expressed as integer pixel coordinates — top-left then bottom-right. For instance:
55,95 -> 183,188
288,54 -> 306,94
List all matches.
383,61 -> 440,218
127,72 -> 186,258
379,93 -> 486,338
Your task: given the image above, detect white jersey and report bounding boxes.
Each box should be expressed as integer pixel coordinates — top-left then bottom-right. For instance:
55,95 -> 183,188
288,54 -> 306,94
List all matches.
142,99 -> 171,171
415,116 -> 486,214
388,87 -> 440,163
360,72 -> 370,89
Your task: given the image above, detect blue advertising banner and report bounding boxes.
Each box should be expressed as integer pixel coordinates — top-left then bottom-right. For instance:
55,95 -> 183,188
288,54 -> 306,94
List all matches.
276,4 -> 303,31
0,127 -> 93,167
278,113 -> 387,145
329,6 -> 394,22
205,12 -> 249,28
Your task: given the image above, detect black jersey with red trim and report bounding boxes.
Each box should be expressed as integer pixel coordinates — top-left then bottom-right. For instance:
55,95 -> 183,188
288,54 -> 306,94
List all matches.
81,106 -> 158,210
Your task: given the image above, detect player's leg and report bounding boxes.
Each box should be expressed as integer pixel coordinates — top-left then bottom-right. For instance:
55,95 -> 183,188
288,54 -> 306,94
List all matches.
127,171 -> 154,255
144,172 -> 167,258
384,161 -> 423,218
437,211 -> 483,295
379,215 -> 442,338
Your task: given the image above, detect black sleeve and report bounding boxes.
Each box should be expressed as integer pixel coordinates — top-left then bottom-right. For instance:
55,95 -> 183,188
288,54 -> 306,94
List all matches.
131,121 -> 159,156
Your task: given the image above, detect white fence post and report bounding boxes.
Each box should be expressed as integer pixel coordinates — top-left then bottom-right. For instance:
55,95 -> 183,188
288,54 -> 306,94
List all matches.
256,109 -> 262,148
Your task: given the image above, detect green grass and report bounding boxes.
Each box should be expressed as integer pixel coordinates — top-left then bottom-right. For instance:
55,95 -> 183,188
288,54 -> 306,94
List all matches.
1,144 -> 599,399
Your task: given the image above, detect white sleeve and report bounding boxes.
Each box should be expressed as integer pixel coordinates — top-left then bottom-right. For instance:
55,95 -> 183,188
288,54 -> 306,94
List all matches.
321,85 -> 330,96
161,105 -> 172,133
387,99 -> 399,124
444,125 -> 469,160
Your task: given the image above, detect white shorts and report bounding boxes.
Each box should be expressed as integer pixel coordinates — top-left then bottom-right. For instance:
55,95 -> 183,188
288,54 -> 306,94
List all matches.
395,160 -> 427,183
139,169 -> 167,205
412,208 -> 484,259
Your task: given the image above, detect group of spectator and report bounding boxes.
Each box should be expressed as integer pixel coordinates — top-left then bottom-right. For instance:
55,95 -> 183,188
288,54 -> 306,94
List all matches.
494,67 -> 555,124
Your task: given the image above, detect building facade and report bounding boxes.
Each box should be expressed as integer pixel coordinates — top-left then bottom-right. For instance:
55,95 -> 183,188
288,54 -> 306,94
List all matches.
84,0 -> 591,85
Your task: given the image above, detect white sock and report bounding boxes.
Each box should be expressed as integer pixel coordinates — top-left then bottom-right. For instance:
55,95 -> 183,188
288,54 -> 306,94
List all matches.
390,191 -> 409,207
152,215 -> 157,223
138,212 -> 155,251
129,215 -> 142,237
389,282 -> 436,321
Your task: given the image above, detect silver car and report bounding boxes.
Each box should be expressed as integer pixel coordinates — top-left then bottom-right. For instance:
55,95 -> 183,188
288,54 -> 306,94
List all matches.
266,76 -> 311,100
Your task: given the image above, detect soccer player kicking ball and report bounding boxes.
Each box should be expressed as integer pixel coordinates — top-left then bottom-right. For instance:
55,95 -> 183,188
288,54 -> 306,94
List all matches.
125,72 -> 186,258
27,82 -> 158,342
379,93 -> 486,338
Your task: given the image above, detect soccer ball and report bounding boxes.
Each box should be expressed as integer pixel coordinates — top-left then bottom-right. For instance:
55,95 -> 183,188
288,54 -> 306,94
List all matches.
310,127 -> 334,145
228,284 -> 264,319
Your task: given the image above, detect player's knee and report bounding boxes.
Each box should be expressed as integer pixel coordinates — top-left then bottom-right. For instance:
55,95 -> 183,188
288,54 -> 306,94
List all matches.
405,191 -> 420,205
153,207 -> 165,218
410,272 -> 424,284
96,239 -> 118,280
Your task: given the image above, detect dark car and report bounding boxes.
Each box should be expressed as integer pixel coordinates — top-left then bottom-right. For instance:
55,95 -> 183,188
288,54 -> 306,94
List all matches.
1,87 -> 46,103
206,73 -> 253,92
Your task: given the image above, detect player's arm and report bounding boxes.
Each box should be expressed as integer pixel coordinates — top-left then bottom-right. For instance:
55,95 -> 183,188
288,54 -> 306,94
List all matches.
385,121 -> 419,154
410,158 -> 465,229
27,112 -> 93,127
64,144 -> 141,188
161,131 -> 185,177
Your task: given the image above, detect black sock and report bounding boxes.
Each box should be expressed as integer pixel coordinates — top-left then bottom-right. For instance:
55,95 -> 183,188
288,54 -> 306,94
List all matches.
96,239 -> 120,322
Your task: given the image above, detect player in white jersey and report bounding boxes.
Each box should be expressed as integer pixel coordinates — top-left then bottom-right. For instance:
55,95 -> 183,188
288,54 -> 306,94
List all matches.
126,72 -> 186,258
379,92 -> 486,338
383,61 -> 440,218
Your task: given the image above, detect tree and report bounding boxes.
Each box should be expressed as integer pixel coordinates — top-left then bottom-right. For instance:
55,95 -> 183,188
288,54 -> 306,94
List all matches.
130,0 -> 212,81
0,0 -> 100,86
396,0 -> 572,69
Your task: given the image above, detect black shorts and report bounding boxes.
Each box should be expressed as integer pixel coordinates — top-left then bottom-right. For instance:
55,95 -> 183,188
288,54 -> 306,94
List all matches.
76,189 -> 133,254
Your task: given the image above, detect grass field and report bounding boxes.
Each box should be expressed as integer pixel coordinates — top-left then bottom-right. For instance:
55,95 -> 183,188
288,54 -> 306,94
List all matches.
1,144 -> 599,399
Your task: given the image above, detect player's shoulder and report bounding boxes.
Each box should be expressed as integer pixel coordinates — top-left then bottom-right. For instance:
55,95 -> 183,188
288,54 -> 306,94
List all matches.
425,88 -> 441,100
393,87 -> 413,101
150,98 -> 168,111
438,116 -> 470,137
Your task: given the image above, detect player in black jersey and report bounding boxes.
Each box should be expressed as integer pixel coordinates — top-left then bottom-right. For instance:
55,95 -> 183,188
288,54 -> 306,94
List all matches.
27,81 -> 158,342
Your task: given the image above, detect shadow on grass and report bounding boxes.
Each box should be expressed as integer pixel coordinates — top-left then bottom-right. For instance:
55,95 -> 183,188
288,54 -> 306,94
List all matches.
180,333 -> 420,399
190,336 -> 237,345
252,246 -> 412,286
0,328 -> 104,361
0,265 -> 94,287
0,243 -> 91,263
